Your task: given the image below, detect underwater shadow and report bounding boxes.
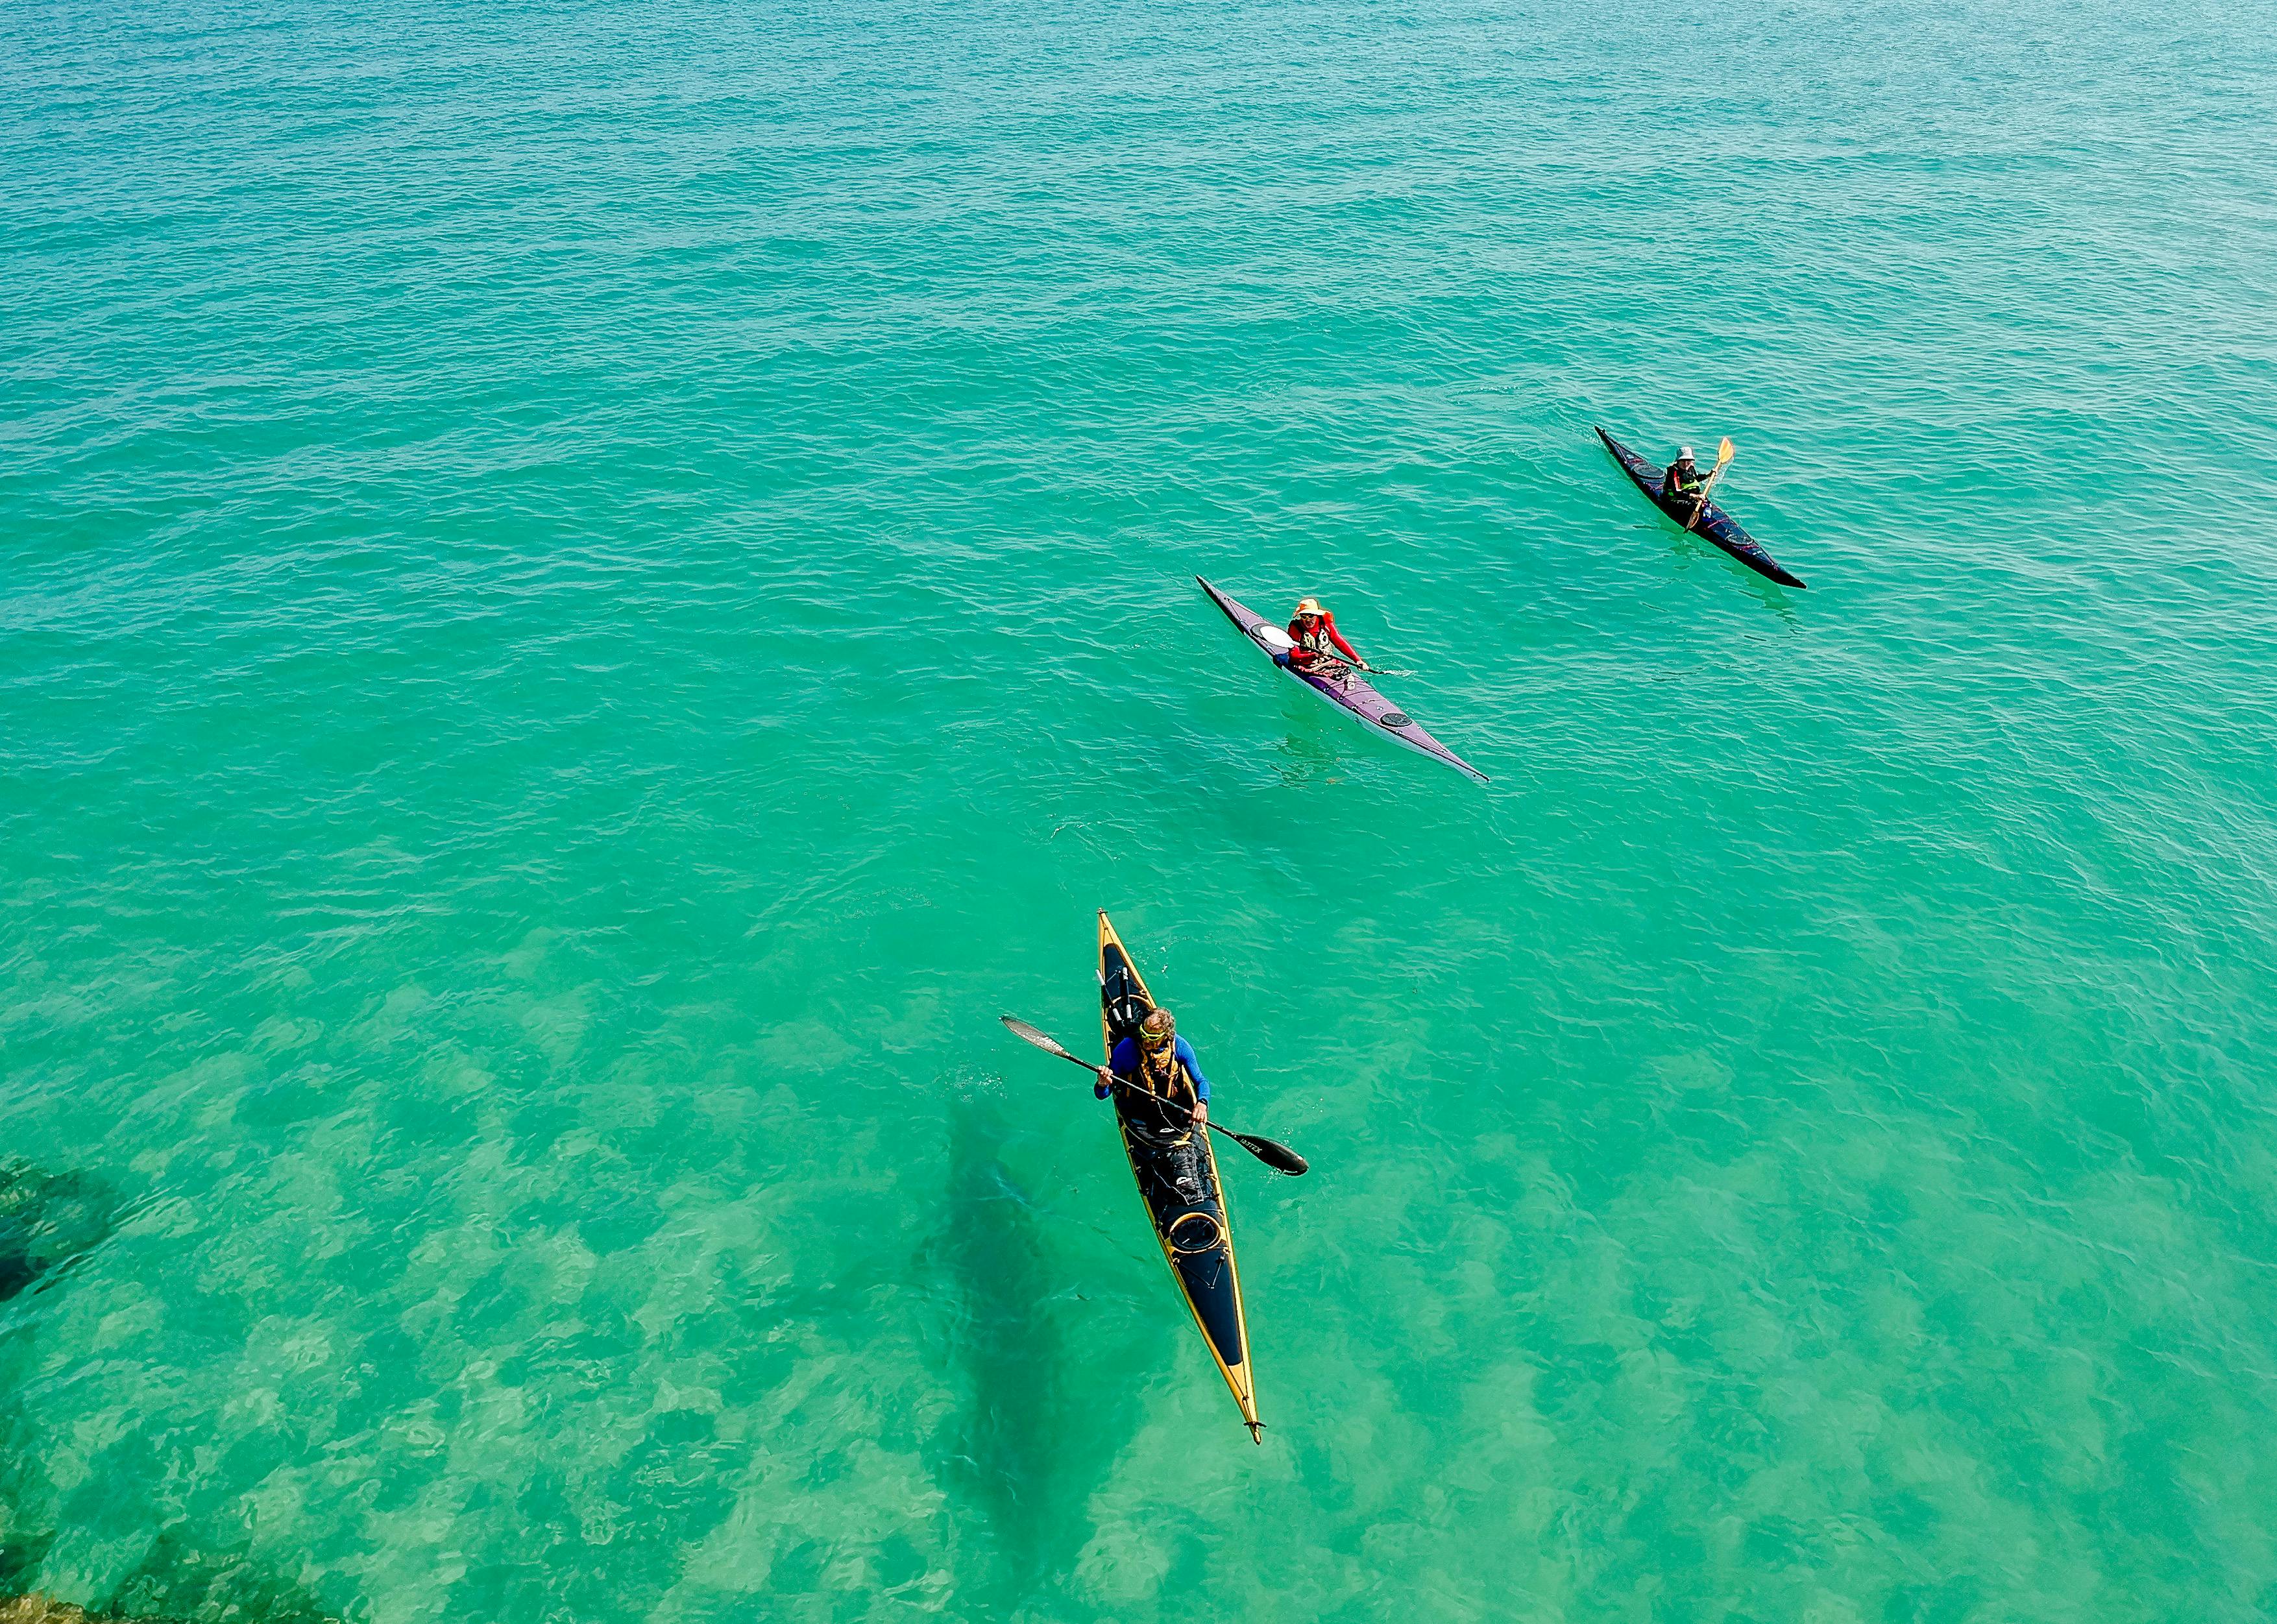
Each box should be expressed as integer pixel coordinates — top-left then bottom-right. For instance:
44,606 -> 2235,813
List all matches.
0,1161 -> 119,1309
1,1163 -> 342,1624
3,1529 -> 339,1623
921,1085 -> 1150,1611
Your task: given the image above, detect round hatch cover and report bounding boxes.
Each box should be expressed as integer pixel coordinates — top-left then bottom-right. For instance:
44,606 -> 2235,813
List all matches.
1166,1211 -> 1224,1255
1380,712 -> 1411,729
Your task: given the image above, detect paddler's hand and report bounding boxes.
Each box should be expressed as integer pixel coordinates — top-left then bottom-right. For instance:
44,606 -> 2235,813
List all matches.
1095,1068 -> 1115,1098
1191,1100 -> 1208,1127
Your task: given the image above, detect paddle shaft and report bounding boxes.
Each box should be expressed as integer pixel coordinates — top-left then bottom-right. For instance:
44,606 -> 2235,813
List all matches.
1260,624 -> 1406,679
1055,1039 -> 1210,1126
999,1016 -> 1308,1174
1304,654 -> 1408,679
1682,438 -> 1736,533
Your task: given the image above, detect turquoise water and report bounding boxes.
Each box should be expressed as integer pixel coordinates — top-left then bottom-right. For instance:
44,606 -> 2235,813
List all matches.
6,0 -> 2277,1616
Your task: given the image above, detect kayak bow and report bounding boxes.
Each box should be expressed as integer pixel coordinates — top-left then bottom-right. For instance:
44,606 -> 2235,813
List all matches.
1197,577 -> 1487,783
1596,426 -> 1806,590
1098,911 -> 1263,1443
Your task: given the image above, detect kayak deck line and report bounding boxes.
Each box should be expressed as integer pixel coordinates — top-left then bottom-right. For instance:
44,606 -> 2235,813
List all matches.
1197,577 -> 1488,783
1097,911 -> 1263,1442
1595,425 -> 1807,590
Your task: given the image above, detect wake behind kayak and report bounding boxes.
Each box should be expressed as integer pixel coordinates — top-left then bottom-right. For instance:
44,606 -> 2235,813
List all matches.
1596,426 -> 1807,590
1198,577 -> 1487,783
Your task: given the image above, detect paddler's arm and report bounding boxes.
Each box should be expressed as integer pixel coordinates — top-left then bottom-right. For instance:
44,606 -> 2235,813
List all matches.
1175,1037 -> 1211,1126
1097,1036 -> 1136,1098
1321,615 -> 1359,662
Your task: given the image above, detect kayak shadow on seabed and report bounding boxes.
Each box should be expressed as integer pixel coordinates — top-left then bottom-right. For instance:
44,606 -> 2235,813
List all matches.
1270,725 -> 1359,786
1261,682 -> 1379,784
914,1084 -> 1152,1604
1636,524 -> 1807,627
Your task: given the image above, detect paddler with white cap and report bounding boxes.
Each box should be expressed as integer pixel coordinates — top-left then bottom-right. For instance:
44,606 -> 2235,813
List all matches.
1663,446 -> 1709,516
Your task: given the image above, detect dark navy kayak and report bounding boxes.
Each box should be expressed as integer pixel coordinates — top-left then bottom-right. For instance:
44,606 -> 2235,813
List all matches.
1596,426 -> 1806,590
1198,577 -> 1487,783
1097,910 -> 1261,1442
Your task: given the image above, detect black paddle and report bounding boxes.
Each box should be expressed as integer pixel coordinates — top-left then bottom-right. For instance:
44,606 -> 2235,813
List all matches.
999,1015 -> 1309,1176
1315,655 -> 1413,680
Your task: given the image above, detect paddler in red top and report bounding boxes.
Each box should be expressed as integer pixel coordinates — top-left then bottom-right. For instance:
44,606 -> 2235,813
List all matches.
1283,598 -> 1361,672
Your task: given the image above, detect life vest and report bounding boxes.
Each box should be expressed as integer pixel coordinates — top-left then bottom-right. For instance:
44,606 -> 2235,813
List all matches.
1138,1037 -> 1190,1100
1289,614 -> 1340,655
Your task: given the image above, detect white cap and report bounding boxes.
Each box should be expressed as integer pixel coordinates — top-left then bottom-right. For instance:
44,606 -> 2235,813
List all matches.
1678,446 -> 1695,459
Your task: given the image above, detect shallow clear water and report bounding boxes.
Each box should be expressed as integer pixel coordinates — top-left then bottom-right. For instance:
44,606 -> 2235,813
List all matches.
5,0 -> 2277,1618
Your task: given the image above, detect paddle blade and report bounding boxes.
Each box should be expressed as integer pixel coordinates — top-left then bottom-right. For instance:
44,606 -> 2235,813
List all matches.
1232,1132 -> 1309,1176
1000,1015 -> 1082,1065
1714,435 -> 1735,470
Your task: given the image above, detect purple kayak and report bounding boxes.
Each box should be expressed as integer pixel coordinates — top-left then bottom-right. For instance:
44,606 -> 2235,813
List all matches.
1197,577 -> 1487,784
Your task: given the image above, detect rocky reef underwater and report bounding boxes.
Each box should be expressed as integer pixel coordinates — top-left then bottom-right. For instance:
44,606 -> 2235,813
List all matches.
1,1159 -> 336,1624
0,1160 -> 113,1311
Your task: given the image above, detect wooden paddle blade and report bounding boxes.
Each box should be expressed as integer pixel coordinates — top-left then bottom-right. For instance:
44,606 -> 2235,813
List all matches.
1715,435 -> 1735,468
1234,1132 -> 1309,1176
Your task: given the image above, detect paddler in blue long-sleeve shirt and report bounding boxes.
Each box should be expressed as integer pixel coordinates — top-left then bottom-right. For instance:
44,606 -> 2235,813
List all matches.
1095,1006 -> 1210,1129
